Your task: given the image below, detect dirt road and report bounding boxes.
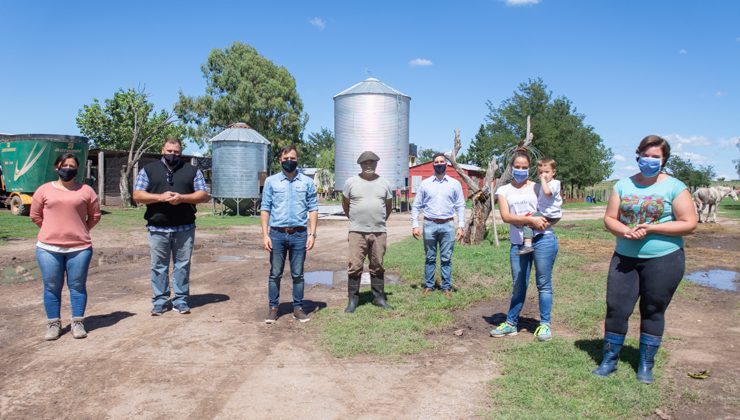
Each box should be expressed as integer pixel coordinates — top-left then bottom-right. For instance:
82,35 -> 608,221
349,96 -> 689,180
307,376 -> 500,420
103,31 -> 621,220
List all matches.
0,207 -> 737,419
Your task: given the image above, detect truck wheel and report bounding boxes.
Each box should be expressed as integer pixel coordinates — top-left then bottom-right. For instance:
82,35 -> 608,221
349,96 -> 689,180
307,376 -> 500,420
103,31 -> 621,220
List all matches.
10,195 -> 29,216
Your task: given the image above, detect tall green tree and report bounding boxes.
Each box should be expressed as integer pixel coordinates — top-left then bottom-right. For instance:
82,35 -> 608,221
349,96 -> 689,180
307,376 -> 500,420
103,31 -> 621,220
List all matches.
301,127 -> 334,169
417,148 -> 442,163
175,41 -> 308,168
666,155 -> 715,189
77,88 -> 182,207
467,79 -> 613,190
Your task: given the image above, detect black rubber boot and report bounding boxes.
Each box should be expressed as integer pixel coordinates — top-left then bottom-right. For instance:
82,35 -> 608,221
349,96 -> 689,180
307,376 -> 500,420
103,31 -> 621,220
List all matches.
592,331 -> 625,377
370,276 -> 392,309
636,333 -> 662,384
344,276 -> 361,313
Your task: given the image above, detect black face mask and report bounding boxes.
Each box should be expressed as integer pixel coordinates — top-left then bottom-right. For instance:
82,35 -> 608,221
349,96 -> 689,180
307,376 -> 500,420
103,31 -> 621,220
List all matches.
433,164 -> 447,175
57,167 -> 78,182
164,154 -> 180,167
282,160 -> 298,173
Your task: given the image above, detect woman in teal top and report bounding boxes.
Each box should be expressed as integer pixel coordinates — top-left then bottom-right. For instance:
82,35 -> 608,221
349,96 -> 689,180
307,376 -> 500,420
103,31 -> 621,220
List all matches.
593,135 -> 697,384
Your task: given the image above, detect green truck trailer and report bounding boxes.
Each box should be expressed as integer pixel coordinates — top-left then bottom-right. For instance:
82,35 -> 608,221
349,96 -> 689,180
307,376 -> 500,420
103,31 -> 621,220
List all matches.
0,134 -> 89,215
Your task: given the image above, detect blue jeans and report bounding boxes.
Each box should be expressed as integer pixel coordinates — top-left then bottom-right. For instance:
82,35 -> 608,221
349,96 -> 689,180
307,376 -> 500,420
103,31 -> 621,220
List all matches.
423,221 -> 456,291
268,229 -> 307,309
506,233 -> 558,326
36,247 -> 93,319
148,229 -> 195,309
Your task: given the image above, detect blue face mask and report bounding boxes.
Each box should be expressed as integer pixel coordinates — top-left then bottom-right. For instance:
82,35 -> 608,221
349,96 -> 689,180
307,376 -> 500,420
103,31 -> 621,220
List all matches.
512,168 -> 529,184
638,157 -> 662,178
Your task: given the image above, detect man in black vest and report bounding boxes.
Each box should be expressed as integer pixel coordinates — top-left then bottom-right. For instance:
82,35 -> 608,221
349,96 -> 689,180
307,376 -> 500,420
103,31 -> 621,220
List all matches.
133,138 -> 210,316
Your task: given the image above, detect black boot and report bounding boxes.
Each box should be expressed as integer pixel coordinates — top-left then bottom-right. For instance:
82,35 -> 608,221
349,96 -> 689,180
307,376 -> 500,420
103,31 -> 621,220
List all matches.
636,333 -> 662,384
370,275 -> 392,309
344,276 -> 361,313
592,331 -> 625,377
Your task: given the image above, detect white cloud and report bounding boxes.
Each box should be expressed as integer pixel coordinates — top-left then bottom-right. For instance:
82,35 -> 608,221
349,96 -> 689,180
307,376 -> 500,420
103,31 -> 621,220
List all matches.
715,91 -> 726,97
623,165 -> 637,171
309,17 -> 326,30
681,151 -> 710,165
613,154 -> 626,161
504,0 -> 541,5
718,174 -> 731,180
409,58 -> 433,67
718,137 -> 739,148
679,49 -> 687,55
663,133 -> 713,147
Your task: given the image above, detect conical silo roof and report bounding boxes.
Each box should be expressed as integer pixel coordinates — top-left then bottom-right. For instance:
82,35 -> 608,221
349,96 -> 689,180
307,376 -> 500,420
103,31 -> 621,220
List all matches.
209,122 -> 270,144
333,77 -> 410,99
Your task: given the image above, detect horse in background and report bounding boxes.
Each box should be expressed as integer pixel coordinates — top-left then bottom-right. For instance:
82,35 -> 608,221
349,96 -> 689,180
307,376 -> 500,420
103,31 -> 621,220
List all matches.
693,186 -> 739,223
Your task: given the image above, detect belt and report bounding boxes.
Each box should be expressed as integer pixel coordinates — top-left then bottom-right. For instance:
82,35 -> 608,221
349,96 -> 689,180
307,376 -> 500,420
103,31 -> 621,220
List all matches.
424,217 -> 454,224
271,226 -> 307,233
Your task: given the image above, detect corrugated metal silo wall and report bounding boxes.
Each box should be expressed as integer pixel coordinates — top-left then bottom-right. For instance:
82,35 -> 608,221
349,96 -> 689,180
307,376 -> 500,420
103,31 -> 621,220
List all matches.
334,93 -> 410,189
211,141 -> 267,199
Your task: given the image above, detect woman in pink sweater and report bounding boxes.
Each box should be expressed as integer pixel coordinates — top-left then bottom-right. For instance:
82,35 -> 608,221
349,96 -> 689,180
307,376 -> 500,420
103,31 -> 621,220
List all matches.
30,153 -> 101,340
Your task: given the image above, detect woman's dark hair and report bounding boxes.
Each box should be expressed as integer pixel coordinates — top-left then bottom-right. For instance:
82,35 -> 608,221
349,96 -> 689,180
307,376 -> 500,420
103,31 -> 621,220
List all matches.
511,148 -> 531,166
636,135 -> 671,166
279,145 -> 298,159
54,153 -> 79,168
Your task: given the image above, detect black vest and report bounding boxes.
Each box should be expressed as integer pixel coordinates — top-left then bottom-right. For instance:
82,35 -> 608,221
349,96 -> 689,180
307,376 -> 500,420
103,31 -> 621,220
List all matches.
143,160 -> 197,227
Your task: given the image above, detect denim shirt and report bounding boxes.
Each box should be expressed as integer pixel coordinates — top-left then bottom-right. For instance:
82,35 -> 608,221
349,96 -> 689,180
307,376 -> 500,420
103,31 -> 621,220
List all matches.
260,171 -> 318,227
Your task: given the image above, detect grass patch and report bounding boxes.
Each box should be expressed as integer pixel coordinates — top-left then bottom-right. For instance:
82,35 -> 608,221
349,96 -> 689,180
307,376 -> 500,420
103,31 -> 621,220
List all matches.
315,219 -> 670,417
562,201 -> 606,209
0,211 -> 38,243
489,338 -> 662,419
314,235 -> 511,357
718,199 -> 740,219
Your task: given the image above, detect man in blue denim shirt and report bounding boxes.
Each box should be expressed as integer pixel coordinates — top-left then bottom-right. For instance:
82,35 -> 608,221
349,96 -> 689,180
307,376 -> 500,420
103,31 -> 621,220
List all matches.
133,138 -> 210,316
260,145 -> 318,324
411,153 -> 465,299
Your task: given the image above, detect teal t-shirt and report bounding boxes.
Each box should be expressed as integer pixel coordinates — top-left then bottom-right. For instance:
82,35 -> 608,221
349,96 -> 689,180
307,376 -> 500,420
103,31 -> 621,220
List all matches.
614,176 -> 687,258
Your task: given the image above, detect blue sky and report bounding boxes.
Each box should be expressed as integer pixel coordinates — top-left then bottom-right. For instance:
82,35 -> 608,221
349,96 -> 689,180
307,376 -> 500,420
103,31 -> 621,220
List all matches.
1,0 -> 738,180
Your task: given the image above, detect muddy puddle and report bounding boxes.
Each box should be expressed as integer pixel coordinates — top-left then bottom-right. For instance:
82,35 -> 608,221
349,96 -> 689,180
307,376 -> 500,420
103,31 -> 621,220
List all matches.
686,269 -> 738,292
304,270 -> 401,287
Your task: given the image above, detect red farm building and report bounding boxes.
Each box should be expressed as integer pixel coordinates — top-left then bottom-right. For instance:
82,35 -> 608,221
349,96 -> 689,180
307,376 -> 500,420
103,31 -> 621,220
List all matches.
408,162 -> 486,199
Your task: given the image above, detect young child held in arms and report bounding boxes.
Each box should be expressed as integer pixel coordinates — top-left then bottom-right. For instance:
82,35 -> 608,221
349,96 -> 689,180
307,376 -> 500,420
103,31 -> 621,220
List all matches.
519,157 -> 562,255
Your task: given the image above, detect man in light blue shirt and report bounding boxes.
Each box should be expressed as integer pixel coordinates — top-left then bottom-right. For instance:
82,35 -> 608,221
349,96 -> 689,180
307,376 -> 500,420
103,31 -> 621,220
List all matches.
411,153 -> 466,298
260,145 -> 318,324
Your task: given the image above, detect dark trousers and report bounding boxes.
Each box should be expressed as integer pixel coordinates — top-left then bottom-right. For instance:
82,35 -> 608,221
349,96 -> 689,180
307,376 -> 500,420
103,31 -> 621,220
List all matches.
605,249 -> 685,336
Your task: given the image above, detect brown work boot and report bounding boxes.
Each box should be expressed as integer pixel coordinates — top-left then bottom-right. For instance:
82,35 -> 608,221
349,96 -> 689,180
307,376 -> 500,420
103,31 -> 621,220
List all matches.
45,318 -> 62,341
443,290 -> 453,300
292,307 -> 311,323
422,287 -> 433,296
265,307 -> 279,324
71,317 -> 87,339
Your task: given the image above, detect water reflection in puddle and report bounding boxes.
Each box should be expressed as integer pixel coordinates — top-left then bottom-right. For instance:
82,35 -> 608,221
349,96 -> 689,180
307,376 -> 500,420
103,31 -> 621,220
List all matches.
685,269 -> 738,292
304,271 -> 401,287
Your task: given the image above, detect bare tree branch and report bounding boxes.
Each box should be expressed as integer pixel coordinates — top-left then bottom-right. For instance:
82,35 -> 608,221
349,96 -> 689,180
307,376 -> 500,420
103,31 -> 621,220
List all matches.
446,129 -> 480,196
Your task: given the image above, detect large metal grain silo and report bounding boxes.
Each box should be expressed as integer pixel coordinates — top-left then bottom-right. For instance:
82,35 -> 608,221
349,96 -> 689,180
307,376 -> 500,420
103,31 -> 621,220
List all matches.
334,77 -> 411,189
210,123 -> 270,214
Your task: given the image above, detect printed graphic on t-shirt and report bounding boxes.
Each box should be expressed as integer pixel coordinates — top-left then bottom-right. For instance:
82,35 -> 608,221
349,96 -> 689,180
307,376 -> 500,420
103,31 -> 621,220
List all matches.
618,194 -> 665,226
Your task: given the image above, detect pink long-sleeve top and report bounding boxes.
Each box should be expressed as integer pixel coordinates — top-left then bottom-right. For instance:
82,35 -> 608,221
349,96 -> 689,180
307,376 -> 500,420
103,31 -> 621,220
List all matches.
30,182 -> 102,248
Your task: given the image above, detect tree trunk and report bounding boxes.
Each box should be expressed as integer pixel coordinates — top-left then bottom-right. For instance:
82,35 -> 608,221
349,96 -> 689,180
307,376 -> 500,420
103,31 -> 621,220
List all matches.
448,116 -> 535,246
119,165 -> 135,207
462,193 -> 492,244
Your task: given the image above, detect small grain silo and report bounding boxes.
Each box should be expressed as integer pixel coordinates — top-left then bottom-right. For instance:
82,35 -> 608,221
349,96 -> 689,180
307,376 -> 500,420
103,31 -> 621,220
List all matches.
209,123 -> 270,214
334,77 -> 411,189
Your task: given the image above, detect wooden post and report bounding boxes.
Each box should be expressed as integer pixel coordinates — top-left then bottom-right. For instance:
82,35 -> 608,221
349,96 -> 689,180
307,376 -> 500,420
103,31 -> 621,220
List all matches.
97,151 -> 105,206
